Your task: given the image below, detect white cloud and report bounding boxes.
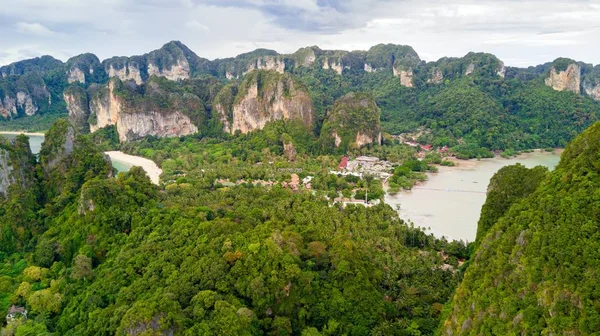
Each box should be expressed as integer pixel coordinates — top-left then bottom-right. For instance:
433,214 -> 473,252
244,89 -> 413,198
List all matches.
0,1 -> 599,67
185,20 -> 210,32
15,22 -> 56,36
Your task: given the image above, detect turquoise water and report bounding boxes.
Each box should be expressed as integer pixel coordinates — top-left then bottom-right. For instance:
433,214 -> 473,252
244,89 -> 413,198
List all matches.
0,133 -> 130,173
111,159 -> 134,173
0,133 -> 44,155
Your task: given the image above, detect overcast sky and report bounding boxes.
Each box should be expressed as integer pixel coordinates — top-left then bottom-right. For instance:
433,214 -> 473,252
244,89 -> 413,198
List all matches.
1,0 -> 599,67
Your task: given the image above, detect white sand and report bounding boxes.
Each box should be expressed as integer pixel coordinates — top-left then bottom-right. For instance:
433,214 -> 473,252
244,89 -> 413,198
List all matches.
0,131 -> 46,136
104,151 -> 162,185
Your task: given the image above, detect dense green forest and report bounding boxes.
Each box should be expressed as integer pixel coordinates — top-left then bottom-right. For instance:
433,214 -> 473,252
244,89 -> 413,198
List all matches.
442,121 -> 600,335
0,120 -> 471,335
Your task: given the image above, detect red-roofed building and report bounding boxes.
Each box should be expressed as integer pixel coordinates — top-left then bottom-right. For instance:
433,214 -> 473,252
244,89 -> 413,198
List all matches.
338,156 -> 349,170
420,144 -> 433,151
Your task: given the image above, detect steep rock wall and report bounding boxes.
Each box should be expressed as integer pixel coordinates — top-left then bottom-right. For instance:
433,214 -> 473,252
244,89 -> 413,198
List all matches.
216,71 -> 314,134
107,64 -> 144,85
147,58 -> 191,81
545,63 -> 581,94
321,92 -> 382,149
64,86 -> 90,133
89,79 -> 198,142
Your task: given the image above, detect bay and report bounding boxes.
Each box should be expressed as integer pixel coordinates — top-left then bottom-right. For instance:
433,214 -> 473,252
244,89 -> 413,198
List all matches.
384,151 -> 561,242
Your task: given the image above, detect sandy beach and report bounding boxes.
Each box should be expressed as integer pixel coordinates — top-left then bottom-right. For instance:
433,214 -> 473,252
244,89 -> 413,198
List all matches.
104,151 -> 162,185
0,131 -> 46,136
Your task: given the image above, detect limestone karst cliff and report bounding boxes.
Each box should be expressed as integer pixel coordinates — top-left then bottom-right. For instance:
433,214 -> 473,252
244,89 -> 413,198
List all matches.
87,77 -> 200,142
320,92 -> 382,150
582,65 -> 600,101
545,59 -> 581,94
214,70 -> 314,134
0,135 -> 36,197
103,41 -> 209,84
64,85 -> 90,133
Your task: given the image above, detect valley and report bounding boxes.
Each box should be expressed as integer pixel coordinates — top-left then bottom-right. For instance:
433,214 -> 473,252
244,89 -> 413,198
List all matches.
0,39 -> 599,335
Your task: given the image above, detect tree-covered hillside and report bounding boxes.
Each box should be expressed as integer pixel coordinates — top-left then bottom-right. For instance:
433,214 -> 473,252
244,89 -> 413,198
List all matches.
442,121 -> 600,335
0,119 -> 470,335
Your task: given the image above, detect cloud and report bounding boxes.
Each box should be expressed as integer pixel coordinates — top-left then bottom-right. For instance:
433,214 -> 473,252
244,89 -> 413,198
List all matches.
0,0 -> 599,68
15,22 -> 56,36
185,20 -> 210,32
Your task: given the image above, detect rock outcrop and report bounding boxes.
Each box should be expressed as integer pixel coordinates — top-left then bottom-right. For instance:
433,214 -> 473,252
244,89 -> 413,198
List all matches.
322,57 -> 344,75
105,59 -> 144,85
584,81 -> 600,101
66,53 -> 104,85
394,67 -> 414,87
0,92 -> 40,118
582,66 -> 600,101
321,92 -> 382,149
64,85 -> 90,133
215,70 -> 314,134
88,78 -> 199,142
103,41 -> 207,84
292,47 -> 318,68
0,96 -> 17,118
0,136 -> 36,197
428,68 -> 444,84
545,61 -> 581,94
16,92 -> 37,116
245,56 -> 285,74
40,121 -> 76,174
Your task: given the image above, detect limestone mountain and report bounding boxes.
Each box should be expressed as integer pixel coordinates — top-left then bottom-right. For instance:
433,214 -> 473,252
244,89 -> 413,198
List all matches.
320,92 -> 382,150
85,77 -> 204,142
543,58 -> 600,100
1,41 -> 600,152
103,41 -> 211,84
214,70 -> 314,134
442,121 -> 600,335
0,135 -> 37,197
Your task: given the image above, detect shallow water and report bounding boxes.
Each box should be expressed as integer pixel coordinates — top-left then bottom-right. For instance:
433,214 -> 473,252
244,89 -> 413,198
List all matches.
0,133 -> 44,155
384,152 -> 561,242
0,133 -> 131,173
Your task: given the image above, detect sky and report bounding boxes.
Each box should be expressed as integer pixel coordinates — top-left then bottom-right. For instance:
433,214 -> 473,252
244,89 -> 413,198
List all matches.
1,0 -> 599,67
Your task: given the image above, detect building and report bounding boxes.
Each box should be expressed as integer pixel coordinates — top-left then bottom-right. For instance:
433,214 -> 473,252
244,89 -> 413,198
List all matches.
6,305 -> 27,322
338,156 -> 348,170
420,144 -> 433,151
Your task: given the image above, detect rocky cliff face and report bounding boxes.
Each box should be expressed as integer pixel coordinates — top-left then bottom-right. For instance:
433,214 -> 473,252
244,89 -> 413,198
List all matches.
88,78 -> 199,142
0,96 -> 17,118
106,61 -> 144,85
66,53 -> 104,85
584,81 -> 600,101
216,70 -> 314,134
103,41 -> 205,84
394,67 -> 414,87
245,56 -> 285,74
321,92 -> 382,149
545,62 -> 581,94
428,68 -> 444,84
0,136 -> 36,197
0,91 -> 40,118
64,85 -> 90,133
322,57 -> 344,75
68,67 -> 86,84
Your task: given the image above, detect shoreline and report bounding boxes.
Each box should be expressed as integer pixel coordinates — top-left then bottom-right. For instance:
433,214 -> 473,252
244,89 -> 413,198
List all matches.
104,151 -> 162,185
440,148 -> 563,172
0,131 -> 46,136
